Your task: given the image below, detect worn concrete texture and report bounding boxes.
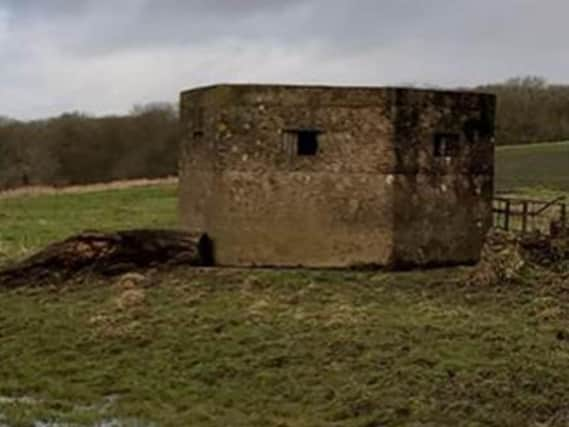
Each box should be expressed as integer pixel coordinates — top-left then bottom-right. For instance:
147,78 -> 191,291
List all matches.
179,84 -> 495,268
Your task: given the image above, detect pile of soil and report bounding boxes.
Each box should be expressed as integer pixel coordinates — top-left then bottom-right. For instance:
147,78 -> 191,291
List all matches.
468,229 -> 569,286
0,229 -> 214,289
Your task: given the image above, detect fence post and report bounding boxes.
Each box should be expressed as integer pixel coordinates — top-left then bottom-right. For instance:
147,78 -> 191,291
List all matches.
522,201 -> 529,234
504,200 -> 510,231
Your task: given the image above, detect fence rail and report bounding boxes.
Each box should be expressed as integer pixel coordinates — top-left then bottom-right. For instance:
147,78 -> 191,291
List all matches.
493,196 -> 567,235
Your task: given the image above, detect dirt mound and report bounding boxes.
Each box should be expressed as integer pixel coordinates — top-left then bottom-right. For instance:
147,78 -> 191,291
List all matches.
468,230 -> 569,286
0,230 -> 214,288
520,231 -> 569,268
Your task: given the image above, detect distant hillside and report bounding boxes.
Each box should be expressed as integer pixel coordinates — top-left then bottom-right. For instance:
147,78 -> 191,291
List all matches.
478,76 -> 569,146
495,140 -> 569,192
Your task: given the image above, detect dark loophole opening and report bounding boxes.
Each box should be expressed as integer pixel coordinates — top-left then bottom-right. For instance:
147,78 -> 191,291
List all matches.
297,131 -> 319,156
434,133 -> 460,157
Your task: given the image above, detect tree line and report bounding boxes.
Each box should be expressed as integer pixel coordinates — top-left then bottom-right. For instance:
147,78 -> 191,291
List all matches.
1,76 -> 569,190
478,76 -> 569,145
0,103 -> 178,190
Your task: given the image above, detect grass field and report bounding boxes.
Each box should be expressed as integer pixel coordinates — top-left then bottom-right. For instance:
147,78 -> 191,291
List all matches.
0,184 -> 178,260
1,267 -> 569,427
496,141 -> 569,192
0,151 -> 568,426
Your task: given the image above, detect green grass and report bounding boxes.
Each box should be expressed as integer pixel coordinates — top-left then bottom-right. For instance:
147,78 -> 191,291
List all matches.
1,268 -> 569,426
0,184 -> 178,259
496,141 -> 569,193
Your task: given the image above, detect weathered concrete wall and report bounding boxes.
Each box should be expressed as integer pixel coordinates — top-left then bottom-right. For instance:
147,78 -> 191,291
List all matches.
390,89 -> 495,266
178,88 -> 218,234
179,84 -> 495,268
180,85 -> 396,267
203,172 -> 394,267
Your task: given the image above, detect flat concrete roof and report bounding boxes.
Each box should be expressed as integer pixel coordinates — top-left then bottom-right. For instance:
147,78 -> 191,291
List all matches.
180,83 -> 495,98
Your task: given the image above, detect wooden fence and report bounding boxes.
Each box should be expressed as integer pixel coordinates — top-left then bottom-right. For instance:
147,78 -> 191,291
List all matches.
493,196 -> 567,235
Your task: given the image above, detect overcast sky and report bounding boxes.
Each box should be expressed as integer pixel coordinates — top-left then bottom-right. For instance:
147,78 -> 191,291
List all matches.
1,0 -> 568,120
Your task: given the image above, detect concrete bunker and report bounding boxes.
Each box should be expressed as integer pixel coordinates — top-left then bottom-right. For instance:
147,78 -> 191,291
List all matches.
179,84 -> 496,268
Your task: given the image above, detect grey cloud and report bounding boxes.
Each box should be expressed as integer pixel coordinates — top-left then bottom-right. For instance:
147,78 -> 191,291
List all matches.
1,0 -> 569,119
1,1 -> 480,55
5,0 -> 567,56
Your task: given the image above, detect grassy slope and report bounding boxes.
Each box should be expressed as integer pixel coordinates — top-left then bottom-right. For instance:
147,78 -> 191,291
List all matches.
496,141 -> 569,192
